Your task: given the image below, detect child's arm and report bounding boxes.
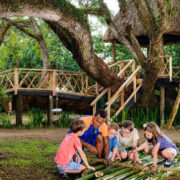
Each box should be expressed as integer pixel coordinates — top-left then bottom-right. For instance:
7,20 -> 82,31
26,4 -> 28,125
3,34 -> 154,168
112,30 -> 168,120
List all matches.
152,143 -> 160,167
80,140 -> 97,154
110,148 -> 118,161
77,146 -> 95,171
134,141 -> 148,152
132,139 -> 137,149
116,150 -> 121,160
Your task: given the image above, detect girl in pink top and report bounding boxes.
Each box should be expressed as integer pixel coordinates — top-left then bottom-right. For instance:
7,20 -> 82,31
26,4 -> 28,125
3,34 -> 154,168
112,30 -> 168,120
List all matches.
54,119 -> 95,177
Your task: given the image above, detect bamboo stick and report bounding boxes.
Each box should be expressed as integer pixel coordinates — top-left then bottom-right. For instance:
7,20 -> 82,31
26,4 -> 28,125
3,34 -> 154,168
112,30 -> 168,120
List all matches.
114,169 -> 140,180
97,168 -> 132,180
81,164 -> 106,177
87,157 -> 180,173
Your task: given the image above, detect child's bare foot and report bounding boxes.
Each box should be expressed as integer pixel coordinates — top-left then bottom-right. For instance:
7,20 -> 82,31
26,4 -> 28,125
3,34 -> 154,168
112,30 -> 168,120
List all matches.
135,159 -> 142,164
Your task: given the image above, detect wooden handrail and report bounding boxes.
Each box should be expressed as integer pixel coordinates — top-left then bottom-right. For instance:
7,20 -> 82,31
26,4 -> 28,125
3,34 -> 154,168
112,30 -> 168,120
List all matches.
114,83 -> 142,115
106,66 -> 141,106
117,60 -> 134,77
108,59 -> 133,68
90,88 -> 109,106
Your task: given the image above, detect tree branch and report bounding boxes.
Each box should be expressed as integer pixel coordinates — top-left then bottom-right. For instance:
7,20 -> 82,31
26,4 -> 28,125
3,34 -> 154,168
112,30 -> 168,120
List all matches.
81,8 -> 102,16
98,0 -> 138,59
126,25 -> 147,68
0,24 -> 10,45
2,18 -> 40,40
133,0 -> 154,34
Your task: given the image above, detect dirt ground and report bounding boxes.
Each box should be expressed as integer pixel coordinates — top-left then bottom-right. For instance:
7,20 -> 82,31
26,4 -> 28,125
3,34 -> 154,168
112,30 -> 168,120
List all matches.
0,127 -> 180,145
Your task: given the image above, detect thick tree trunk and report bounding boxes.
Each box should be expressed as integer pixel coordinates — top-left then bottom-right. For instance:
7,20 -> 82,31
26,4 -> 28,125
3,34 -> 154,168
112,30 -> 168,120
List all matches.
139,39 -> 164,107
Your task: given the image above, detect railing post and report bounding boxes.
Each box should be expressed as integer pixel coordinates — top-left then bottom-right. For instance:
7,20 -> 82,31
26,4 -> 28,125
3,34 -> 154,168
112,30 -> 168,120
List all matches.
107,88 -> 111,123
169,56 -> 172,82
14,68 -> 18,95
81,75 -> 84,93
93,104 -> 96,115
132,60 -> 136,102
85,76 -> 88,93
96,82 -> 99,95
52,70 -> 56,96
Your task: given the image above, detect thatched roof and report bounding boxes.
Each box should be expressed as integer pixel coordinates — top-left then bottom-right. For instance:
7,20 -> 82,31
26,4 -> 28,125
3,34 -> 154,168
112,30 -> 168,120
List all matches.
103,0 -> 180,46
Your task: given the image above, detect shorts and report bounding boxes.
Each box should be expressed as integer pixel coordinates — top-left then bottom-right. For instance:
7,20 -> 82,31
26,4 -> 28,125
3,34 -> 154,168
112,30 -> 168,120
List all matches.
118,146 -> 133,152
56,162 -> 81,173
163,147 -> 178,159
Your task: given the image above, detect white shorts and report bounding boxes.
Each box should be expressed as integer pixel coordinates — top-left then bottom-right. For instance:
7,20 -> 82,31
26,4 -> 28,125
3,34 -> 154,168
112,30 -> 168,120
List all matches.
164,147 -> 177,159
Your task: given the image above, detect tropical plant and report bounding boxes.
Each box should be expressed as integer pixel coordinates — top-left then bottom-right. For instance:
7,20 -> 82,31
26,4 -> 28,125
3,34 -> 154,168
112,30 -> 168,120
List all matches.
27,108 -> 44,128
57,112 -> 72,128
0,114 -> 11,128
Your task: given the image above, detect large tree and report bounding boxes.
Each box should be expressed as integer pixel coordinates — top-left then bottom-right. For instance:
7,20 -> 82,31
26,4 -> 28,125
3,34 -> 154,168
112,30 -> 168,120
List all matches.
0,0 -> 178,107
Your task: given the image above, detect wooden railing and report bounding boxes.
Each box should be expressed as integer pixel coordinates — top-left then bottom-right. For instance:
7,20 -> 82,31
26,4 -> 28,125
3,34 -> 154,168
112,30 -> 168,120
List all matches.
0,68 -> 100,97
159,56 -> 172,81
91,60 -> 142,120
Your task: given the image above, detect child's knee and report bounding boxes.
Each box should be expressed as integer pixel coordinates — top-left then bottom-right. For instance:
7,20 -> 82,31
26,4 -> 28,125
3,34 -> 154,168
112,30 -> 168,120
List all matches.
121,151 -> 127,159
79,165 -> 86,171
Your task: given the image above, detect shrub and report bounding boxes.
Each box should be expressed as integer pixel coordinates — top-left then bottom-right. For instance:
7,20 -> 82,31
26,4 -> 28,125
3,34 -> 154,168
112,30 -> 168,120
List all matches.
57,112 -> 71,127
27,108 -> 44,128
0,114 -> 12,128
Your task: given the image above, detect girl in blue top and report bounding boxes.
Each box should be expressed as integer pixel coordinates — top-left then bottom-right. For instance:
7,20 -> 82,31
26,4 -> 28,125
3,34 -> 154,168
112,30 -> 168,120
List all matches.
134,122 -> 178,167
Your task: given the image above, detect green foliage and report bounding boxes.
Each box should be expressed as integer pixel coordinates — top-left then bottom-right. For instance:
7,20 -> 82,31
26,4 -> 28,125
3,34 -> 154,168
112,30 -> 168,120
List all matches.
0,114 -> 12,128
52,0 -> 89,30
130,108 -> 159,128
27,108 -> 44,128
0,86 -> 11,113
111,107 -> 159,128
57,112 -> 72,127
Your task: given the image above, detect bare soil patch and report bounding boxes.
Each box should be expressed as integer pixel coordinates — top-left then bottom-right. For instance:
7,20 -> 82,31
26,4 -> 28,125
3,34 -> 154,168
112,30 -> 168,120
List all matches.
0,127 -> 180,144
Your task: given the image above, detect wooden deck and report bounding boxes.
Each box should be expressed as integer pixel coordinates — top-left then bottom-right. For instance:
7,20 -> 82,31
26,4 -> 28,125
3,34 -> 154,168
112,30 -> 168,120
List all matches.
1,56 -> 180,120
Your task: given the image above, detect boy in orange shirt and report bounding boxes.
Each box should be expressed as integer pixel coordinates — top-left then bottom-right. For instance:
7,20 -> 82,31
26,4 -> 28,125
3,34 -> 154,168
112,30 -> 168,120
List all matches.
55,119 -> 95,177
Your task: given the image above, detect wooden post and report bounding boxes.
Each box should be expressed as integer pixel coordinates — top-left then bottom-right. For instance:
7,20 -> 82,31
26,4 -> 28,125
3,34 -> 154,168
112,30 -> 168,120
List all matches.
121,89 -> 125,108
96,82 -> 99,95
16,95 -> 23,126
85,76 -> 88,93
47,95 -> 53,126
169,56 -> 172,82
160,87 -> 165,125
52,70 -> 56,96
132,61 -> 136,102
14,68 -> 18,95
8,101 -> 12,114
93,104 -> 96,115
107,88 -> 111,123
112,42 -> 116,73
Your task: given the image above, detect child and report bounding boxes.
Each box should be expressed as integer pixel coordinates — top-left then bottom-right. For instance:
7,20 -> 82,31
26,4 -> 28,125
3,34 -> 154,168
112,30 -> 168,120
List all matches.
108,123 -> 121,161
54,119 -> 95,177
134,122 -> 178,167
117,120 -> 141,164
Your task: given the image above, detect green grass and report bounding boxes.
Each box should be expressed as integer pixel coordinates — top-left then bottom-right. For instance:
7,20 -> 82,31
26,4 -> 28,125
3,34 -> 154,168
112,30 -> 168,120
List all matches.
0,140 -> 61,179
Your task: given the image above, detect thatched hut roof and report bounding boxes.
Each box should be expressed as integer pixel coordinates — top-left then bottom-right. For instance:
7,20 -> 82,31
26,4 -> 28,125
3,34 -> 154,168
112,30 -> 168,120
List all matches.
103,0 -> 180,46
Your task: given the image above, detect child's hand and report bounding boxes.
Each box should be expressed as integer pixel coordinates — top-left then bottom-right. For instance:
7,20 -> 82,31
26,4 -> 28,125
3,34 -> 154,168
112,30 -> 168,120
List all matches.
110,157 -> 115,162
115,156 -> 121,160
87,165 -> 95,171
88,145 -> 97,154
152,163 -> 157,167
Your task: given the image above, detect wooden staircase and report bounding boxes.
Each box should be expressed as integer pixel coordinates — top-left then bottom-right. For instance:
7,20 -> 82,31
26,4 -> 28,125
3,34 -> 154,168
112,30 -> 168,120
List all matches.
91,60 -> 142,121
